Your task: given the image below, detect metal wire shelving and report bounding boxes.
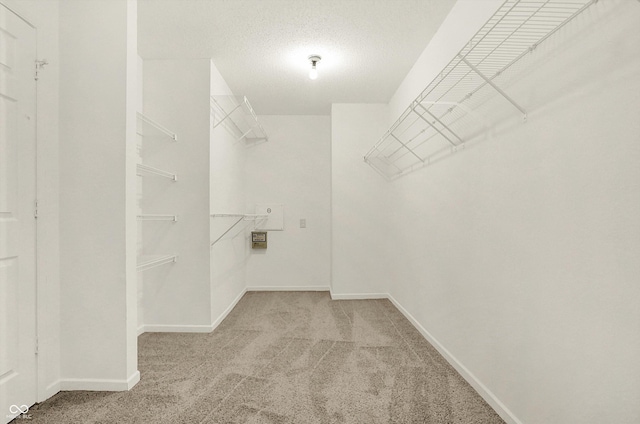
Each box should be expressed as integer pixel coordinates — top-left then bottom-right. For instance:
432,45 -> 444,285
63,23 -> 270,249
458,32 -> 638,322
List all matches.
136,254 -> 178,272
210,95 -> 268,143
137,112 -> 178,142
364,0 -> 595,180
136,112 -> 179,272
210,213 -> 268,247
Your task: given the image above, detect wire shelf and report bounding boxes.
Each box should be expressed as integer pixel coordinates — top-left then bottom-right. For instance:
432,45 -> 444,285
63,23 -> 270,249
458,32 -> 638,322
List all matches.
210,95 -> 268,143
137,214 -> 178,222
136,112 -> 178,141
210,213 -> 268,246
137,254 -> 178,272
136,163 -> 178,181
364,0 -> 594,180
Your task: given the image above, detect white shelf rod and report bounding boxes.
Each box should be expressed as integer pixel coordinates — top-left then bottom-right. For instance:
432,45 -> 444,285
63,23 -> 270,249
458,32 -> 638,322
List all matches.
136,254 -> 178,272
136,163 -> 178,181
137,214 -> 178,222
136,112 -> 178,141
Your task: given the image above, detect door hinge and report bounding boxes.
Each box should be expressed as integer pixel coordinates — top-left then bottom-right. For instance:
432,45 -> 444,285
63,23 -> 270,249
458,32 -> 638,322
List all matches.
35,59 -> 48,81
34,200 -> 38,219
35,337 -> 39,355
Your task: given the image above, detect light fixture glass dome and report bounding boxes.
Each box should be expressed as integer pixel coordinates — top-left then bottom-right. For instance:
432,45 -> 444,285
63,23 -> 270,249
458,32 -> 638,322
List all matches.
308,55 -> 321,80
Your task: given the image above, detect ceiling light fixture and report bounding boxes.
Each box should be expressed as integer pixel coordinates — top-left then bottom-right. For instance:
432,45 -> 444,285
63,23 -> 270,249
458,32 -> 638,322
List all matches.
308,55 -> 321,80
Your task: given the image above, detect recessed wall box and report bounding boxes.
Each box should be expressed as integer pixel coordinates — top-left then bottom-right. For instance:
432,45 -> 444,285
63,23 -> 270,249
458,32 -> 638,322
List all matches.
251,231 -> 267,249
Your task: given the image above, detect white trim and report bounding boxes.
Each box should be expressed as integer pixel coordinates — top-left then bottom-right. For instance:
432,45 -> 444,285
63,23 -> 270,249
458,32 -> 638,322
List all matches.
38,380 -> 60,403
329,291 -> 388,300
127,370 -> 140,389
142,324 -> 214,333
211,288 -> 247,329
59,371 -> 140,392
246,286 -> 330,292
386,294 -> 522,424
139,289 -> 248,335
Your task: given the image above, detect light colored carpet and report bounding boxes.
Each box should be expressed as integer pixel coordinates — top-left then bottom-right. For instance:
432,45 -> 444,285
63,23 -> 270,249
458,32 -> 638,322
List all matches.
23,291 -> 505,423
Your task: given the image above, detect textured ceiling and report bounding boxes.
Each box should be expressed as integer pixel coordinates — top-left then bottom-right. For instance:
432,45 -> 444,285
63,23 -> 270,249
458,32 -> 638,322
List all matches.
138,0 -> 456,115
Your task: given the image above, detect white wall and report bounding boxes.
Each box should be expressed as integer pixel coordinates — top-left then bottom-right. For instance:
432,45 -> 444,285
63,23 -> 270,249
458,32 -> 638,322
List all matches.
244,115 -> 331,290
209,62 -> 250,322
141,59 -> 212,330
58,0 -> 138,389
331,104 -> 395,297
389,0 -> 502,123
381,1 -> 639,423
1,0 -> 62,402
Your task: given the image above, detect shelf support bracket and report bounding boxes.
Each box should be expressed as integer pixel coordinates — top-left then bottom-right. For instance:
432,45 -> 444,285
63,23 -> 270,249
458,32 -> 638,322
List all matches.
412,102 -> 463,146
459,56 -> 527,121
211,216 -> 244,247
211,102 -> 243,129
390,134 -> 425,163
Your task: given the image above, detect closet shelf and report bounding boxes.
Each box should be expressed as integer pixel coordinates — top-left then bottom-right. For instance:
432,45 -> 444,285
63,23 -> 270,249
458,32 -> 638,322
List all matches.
137,254 -> 178,272
210,95 -> 268,142
364,0 -> 594,180
210,213 -> 268,247
136,163 -> 178,181
137,214 -> 178,222
211,213 -> 268,220
136,112 -> 178,141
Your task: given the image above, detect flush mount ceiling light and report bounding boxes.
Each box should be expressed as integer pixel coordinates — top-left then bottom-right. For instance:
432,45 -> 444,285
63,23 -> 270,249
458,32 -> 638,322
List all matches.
308,55 -> 321,80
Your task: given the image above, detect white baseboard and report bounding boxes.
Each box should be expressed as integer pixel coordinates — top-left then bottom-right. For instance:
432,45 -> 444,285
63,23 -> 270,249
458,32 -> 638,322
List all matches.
329,291 -> 388,300
142,324 -> 214,333
386,294 -> 522,424
246,285 -> 330,292
38,380 -> 61,402
211,288 -> 247,329
140,288 -> 248,335
59,371 -> 140,392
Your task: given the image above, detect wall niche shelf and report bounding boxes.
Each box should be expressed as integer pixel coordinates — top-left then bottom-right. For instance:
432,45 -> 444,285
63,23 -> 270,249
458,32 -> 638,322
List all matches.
364,0 -> 594,181
137,254 -> 178,272
210,213 -> 268,247
210,95 -> 268,143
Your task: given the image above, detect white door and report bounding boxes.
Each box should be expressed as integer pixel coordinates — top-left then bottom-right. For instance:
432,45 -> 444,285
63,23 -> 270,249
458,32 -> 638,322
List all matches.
0,4 -> 37,423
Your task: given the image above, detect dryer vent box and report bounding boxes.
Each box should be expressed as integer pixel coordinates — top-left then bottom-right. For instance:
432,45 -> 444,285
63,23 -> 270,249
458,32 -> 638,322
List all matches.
251,231 -> 267,249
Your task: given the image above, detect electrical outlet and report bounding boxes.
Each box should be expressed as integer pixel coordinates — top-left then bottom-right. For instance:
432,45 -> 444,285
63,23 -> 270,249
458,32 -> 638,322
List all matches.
300,218 -> 306,228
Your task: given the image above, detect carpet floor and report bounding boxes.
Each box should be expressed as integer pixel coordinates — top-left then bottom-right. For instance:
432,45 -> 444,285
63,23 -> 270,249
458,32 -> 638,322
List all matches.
22,291 -> 505,423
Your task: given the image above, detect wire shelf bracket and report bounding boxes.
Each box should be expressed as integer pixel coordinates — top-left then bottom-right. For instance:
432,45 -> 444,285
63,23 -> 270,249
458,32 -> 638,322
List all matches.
136,163 -> 178,181
364,0 -> 595,181
137,214 -> 178,222
136,112 -> 178,141
137,254 -> 178,272
210,95 -> 268,143
210,213 -> 268,246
